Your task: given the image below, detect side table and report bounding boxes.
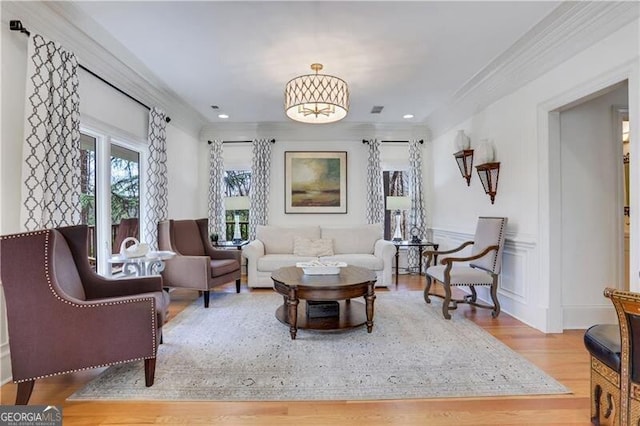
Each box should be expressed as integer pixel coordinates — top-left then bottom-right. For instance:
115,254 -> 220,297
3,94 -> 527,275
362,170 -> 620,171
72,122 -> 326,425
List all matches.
213,240 -> 249,250
391,240 -> 439,288
108,251 -> 176,277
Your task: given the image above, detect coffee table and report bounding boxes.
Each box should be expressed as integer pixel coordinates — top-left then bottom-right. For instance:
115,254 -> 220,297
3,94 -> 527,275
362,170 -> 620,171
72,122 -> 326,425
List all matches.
271,265 -> 377,340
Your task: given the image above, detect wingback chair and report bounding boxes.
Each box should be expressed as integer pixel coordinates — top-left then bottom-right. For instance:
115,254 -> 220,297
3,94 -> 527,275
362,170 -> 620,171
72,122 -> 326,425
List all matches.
0,225 -> 169,405
423,216 -> 508,319
584,287 -> 640,425
158,218 -> 241,307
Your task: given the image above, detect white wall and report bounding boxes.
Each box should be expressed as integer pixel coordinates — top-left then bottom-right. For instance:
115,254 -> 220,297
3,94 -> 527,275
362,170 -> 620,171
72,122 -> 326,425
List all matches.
560,84 -> 628,328
166,125 -> 202,219
429,19 -> 639,332
199,124 -> 426,227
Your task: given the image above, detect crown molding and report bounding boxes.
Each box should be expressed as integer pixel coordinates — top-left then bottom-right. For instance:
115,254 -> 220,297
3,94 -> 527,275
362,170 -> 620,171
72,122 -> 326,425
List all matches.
2,1 -> 208,139
425,1 -> 640,139
199,121 -> 429,143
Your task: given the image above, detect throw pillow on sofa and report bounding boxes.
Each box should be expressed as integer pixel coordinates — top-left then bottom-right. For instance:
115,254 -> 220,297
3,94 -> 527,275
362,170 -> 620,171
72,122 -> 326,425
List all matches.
293,237 -> 334,257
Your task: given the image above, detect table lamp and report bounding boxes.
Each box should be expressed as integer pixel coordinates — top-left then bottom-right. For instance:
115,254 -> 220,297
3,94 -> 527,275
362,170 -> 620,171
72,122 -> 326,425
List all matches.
386,196 -> 411,241
224,196 -> 250,243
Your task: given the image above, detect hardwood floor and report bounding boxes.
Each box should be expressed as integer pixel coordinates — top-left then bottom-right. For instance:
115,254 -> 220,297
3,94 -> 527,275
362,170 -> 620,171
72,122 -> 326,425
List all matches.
0,274 -> 592,425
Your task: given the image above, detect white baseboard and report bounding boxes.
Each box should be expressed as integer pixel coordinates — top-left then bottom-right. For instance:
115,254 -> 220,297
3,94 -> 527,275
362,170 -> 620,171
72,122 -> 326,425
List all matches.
563,305 -> 617,329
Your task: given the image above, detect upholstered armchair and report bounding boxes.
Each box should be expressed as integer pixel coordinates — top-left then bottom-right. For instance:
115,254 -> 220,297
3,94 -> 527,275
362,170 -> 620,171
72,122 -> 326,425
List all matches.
0,225 -> 169,405
584,287 -> 640,425
423,216 -> 508,319
158,218 -> 241,307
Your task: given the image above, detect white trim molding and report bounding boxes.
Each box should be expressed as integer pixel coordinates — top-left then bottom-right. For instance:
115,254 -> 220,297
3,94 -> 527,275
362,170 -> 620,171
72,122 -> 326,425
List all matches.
2,1 -> 206,138
425,2 -> 640,139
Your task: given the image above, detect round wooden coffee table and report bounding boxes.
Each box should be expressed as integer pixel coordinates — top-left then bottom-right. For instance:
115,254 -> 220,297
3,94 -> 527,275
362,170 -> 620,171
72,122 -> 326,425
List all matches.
271,265 -> 377,340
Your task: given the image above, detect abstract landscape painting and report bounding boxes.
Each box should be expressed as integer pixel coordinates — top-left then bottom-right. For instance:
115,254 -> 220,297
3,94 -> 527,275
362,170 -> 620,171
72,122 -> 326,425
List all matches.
285,151 -> 347,213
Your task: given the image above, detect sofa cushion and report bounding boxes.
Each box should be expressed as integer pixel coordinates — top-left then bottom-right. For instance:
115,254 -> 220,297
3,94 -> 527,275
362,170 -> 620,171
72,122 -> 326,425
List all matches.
257,254 -> 317,272
257,225 -> 321,254
321,224 -> 382,255
321,254 -> 384,271
293,237 -> 334,257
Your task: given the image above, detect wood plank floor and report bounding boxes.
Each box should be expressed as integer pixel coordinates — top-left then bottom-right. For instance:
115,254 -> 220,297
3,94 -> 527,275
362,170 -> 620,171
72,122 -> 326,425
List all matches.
0,274 -> 592,425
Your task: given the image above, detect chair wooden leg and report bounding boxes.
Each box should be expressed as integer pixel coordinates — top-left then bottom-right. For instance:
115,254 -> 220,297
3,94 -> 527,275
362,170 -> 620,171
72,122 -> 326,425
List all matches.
591,383 -> 602,424
464,285 -> 478,303
490,278 -> 501,318
203,291 -> 210,308
424,276 -> 433,304
235,279 -> 241,293
144,358 -> 156,387
442,283 -> 452,320
16,380 -> 35,405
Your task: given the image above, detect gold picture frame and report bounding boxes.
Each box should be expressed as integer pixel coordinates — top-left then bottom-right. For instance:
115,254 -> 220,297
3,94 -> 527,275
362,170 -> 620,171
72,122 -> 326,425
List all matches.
284,151 -> 347,214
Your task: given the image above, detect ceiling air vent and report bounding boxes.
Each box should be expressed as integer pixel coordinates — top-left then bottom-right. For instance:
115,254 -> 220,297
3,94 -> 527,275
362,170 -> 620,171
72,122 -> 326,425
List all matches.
370,106 -> 384,114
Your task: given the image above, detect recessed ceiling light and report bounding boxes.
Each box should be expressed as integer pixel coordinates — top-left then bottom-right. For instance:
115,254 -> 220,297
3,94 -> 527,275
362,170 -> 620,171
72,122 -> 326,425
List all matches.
403,114 -> 414,119
218,114 -> 229,119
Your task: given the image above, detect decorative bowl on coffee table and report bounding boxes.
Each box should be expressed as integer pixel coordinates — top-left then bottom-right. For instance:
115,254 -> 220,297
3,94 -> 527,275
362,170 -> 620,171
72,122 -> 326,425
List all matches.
295,260 -> 347,275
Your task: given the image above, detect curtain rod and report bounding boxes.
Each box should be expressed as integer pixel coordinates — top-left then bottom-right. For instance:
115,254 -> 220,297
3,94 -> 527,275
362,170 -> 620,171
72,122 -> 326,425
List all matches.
10,20 -> 171,123
208,139 -> 276,145
362,139 -> 424,144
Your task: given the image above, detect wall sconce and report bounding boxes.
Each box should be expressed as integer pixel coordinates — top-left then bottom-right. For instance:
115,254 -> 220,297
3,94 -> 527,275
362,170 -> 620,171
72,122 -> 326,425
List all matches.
224,196 -> 250,242
453,130 -> 473,186
454,149 -> 474,186
475,162 -> 500,204
386,196 -> 411,241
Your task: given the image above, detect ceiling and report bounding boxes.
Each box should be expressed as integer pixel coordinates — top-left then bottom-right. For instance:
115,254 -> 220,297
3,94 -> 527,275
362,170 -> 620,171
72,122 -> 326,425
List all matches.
69,1 -> 561,126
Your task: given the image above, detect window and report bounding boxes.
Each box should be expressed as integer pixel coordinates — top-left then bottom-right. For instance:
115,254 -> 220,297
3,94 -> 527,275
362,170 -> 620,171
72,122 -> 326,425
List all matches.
79,134 -> 97,263
80,127 -> 144,275
383,170 -> 409,240
224,170 -> 251,240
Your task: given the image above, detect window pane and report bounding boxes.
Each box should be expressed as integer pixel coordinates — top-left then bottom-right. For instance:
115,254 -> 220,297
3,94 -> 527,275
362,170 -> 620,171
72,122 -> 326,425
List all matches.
383,170 -> 409,240
79,133 -> 97,266
224,170 -> 251,240
110,145 -> 140,274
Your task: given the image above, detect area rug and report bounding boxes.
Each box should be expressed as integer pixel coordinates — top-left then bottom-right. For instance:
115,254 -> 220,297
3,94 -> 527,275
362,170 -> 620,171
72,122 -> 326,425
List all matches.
68,291 -> 570,401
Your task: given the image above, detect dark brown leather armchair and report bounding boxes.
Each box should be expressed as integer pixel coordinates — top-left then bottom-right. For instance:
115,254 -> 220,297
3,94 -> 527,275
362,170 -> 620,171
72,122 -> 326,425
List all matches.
158,218 -> 241,307
0,225 -> 169,405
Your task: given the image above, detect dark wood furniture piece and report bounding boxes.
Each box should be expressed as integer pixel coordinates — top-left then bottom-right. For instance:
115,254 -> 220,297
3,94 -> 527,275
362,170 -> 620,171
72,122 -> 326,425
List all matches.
584,287 -> 640,425
271,265 -> 377,340
391,240 -> 439,287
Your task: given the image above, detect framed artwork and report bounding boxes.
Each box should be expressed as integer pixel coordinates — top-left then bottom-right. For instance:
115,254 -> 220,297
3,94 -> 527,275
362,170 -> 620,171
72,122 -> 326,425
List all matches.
285,151 -> 347,214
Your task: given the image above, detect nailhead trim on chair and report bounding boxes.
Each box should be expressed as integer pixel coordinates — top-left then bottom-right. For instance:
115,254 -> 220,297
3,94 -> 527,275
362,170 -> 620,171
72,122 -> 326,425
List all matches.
478,216 -> 507,274
449,282 -> 494,286
1,230 -> 158,383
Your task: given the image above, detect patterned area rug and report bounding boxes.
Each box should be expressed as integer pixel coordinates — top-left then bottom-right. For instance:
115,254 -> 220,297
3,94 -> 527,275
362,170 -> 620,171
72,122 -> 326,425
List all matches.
68,291 -> 570,401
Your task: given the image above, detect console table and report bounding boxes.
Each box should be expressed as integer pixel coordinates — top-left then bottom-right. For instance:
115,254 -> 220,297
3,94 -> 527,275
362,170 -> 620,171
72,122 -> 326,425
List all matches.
213,240 -> 249,250
391,240 -> 439,287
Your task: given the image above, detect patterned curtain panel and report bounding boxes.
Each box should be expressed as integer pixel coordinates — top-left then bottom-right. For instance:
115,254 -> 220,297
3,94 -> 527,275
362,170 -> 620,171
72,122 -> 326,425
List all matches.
365,139 -> 384,224
408,139 -> 427,271
21,34 -> 81,231
208,139 -> 226,239
248,138 -> 272,240
143,107 -> 168,250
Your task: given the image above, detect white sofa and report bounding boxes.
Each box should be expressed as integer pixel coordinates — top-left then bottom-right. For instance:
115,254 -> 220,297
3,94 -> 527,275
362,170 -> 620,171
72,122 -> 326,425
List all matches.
242,224 -> 396,288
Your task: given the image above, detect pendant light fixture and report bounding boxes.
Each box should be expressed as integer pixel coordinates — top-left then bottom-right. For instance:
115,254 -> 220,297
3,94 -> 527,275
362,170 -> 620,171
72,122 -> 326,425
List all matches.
284,63 -> 349,124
